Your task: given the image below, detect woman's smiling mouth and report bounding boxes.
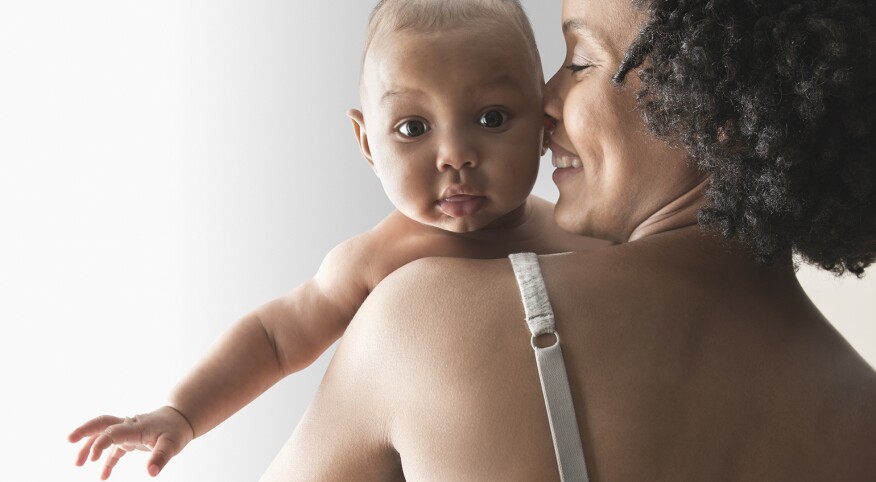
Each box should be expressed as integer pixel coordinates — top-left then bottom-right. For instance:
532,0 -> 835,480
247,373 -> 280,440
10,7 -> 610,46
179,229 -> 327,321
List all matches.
549,141 -> 583,168
549,141 -> 583,184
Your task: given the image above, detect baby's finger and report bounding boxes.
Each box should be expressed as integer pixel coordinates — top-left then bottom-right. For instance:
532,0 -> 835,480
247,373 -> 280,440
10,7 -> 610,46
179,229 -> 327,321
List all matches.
100,446 -> 127,481
69,415 -> 125,443
147,433 -> 181,477
75,434 -> 98,466
90,422 -> 143,462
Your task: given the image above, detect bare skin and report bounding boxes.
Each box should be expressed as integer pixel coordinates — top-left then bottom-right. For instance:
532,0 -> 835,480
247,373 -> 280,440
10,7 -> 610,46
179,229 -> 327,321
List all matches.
261,199 -> 876,482
260,0 -> 876,480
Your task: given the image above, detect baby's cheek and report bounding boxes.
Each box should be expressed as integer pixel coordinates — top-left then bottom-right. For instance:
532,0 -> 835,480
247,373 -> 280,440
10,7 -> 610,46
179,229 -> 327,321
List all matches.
397,172 -> 434,207
374,170 -> 410,209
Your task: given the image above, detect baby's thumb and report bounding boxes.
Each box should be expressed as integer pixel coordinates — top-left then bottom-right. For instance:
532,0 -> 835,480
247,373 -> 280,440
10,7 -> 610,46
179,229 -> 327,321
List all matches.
147,435 -> 181,477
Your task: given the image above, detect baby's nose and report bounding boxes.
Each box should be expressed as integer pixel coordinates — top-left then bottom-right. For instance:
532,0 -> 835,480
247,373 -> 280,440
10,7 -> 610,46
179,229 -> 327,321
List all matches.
436,133 -> 478,171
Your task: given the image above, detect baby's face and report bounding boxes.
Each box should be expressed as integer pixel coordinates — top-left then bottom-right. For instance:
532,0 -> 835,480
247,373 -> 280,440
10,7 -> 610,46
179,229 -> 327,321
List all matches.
353,25 -> 545,233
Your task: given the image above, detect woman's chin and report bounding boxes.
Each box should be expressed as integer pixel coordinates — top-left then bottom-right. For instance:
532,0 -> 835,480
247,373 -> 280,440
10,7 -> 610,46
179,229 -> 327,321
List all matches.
554,198 -> 620,242
553,198 -> 587,235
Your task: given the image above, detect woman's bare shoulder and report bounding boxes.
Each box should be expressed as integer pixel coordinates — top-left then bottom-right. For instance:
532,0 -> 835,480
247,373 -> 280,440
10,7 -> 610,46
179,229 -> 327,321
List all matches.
346,256 -> 566,479
364,256 -> 519,325
351,255 -> 534,376
360,243 -> 634,332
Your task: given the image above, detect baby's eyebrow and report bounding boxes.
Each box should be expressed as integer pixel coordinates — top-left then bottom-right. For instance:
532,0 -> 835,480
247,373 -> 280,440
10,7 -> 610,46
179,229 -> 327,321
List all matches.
480,73 -> 523,90
376,74 -> 524,108
380,88 -> 425,106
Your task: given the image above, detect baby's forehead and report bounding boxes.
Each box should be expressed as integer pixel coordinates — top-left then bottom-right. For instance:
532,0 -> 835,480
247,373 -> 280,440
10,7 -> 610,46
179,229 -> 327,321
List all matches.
367,19 -> 531,60
360,26 -> 540,106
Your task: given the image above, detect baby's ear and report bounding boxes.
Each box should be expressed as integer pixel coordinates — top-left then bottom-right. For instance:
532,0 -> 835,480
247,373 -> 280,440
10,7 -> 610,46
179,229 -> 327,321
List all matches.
346,108 -> 376,173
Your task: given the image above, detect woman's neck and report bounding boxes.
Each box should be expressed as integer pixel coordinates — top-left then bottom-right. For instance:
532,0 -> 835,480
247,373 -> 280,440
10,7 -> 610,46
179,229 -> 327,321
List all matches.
628,177 -> 710,242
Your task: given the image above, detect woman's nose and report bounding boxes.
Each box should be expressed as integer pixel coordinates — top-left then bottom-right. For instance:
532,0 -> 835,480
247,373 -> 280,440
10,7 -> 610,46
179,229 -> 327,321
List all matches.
436,131 -> 478,172
544,68 -> 565,122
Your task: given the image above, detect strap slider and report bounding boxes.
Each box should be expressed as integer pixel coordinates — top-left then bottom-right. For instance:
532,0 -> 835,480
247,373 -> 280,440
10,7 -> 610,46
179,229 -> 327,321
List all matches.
531,331 -> 560,350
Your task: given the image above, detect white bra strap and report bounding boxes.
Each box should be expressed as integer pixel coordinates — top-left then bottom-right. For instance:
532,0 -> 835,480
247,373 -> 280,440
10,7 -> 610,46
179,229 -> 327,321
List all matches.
509,253 -> 590,482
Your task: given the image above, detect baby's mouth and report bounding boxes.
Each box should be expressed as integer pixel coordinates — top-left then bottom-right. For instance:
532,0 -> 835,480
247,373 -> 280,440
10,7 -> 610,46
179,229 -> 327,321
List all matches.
437,195 -> 486,218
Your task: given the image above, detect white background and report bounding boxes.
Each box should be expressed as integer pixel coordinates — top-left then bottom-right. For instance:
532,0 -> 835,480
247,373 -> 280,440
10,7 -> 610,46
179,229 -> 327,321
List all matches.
1,1 -> 873,481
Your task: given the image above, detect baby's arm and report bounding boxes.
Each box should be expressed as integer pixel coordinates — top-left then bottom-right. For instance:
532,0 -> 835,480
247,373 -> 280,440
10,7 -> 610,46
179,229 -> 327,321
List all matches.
169,236 -> 370,437
69,236 -> 373,479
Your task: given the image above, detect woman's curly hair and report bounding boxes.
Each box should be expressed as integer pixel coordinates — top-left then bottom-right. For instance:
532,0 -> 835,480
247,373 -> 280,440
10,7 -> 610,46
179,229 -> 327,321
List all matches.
615,0 -> 876,276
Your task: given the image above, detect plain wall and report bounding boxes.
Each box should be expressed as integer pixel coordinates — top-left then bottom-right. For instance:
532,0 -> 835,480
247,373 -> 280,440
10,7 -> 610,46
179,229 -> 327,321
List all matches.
1,1 -> 872,481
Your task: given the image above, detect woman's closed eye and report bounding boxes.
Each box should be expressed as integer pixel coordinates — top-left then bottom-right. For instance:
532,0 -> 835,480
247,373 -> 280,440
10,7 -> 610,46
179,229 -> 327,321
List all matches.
564,63 -> 592,75
397,119 -> 431,138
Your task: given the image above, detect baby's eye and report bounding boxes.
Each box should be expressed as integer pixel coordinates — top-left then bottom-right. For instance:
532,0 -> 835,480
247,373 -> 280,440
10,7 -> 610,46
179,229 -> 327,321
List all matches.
479,110 -> 507,128
398,120 -> 430,138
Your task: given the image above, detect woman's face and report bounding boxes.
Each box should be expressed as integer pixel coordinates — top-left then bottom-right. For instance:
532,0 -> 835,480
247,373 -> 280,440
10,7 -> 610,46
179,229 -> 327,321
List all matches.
545,0 -> 706,242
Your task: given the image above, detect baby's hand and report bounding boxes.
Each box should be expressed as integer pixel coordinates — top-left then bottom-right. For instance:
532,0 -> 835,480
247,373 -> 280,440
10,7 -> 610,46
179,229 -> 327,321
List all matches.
68,405 -> 195,480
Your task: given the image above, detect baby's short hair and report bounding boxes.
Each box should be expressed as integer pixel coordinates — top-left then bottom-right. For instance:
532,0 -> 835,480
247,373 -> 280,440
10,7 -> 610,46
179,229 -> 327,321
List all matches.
362,0 -> 541,78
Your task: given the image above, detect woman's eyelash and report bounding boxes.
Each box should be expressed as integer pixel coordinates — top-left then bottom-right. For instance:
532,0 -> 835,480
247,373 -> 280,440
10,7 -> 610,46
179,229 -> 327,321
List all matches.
565,63 -> 591,73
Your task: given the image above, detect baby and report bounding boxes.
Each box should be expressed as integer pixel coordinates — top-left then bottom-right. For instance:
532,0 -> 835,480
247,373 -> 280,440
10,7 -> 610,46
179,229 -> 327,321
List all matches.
69,0 -> 606,478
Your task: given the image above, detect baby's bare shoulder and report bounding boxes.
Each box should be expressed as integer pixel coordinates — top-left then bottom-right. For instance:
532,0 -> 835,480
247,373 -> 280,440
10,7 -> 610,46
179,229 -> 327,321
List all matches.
361,211 -> 478,282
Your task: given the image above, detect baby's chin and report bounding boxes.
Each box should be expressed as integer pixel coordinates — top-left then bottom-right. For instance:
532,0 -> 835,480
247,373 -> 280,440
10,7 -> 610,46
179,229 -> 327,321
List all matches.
407,210 -> 497,235
405,199 -> 530,235
430,217 -> 491,234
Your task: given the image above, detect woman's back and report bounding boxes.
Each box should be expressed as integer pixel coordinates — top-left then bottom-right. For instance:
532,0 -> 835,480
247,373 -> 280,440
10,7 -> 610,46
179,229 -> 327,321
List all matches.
375,227 -> 876,481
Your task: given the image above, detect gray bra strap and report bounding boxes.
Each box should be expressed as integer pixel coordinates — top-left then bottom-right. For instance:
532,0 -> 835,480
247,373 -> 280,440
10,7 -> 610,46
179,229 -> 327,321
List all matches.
509,253 -> 590,482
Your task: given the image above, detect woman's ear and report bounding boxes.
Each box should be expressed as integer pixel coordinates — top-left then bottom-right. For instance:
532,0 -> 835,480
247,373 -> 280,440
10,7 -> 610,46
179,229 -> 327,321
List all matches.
346,108 -> 376,174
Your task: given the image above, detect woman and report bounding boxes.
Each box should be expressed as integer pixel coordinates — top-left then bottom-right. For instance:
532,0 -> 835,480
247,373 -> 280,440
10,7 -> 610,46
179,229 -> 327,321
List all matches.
261,0 -> 876,480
